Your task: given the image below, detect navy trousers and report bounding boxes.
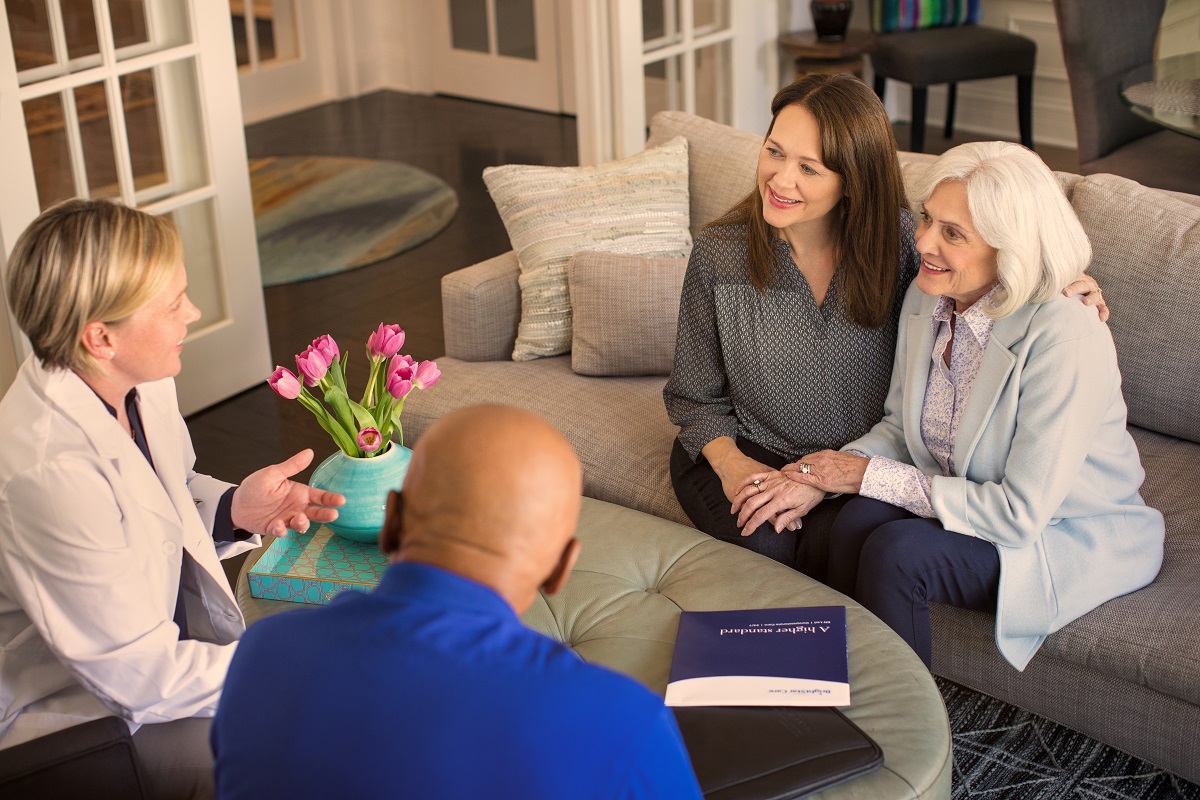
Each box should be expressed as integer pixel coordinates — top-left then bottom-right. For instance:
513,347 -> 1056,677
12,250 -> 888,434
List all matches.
669,437 -> 849,580
828,496 -> 1001,667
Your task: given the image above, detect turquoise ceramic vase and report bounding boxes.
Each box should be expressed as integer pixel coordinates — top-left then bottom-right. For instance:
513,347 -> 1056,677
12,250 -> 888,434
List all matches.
308,442 -> 413,543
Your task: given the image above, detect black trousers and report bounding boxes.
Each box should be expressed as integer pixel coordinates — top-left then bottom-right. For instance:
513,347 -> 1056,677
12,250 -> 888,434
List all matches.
669,436 -> 849,581
828,497 -> 1001,667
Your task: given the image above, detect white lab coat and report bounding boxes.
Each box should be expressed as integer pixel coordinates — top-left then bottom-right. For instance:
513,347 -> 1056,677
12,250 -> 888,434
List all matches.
0,356 -> 260,748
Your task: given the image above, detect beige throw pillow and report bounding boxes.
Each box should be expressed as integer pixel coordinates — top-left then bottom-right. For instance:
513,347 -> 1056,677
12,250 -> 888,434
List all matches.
483,136 -> 692,361
568,251 -> 688,377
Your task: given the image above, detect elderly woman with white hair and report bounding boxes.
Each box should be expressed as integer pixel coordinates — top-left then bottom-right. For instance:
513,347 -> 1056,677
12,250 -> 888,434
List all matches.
760,141 -> 1164,670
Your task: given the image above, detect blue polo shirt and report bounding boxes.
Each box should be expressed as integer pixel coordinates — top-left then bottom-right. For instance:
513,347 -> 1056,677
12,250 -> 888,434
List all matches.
212,561 -> 702,800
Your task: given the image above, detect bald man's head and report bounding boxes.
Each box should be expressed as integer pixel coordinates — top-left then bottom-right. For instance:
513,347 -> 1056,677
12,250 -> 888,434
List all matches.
379,405 -> 583,612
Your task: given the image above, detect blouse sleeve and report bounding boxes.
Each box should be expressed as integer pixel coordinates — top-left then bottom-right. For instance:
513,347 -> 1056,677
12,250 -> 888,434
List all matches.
860,456 -> 937,519
663,239 -> 739,460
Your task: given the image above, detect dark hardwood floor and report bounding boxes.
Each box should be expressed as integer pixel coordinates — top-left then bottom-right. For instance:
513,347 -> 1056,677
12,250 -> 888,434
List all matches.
185,92 -> 578,485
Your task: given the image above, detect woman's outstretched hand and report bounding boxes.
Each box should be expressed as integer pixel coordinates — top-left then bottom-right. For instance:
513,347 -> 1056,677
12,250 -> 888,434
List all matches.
231,449 -> 346,536
732,471 -> 824,535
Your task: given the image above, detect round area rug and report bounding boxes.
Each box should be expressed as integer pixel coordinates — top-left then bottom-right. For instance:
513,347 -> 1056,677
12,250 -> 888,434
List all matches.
250,156 -> 458,287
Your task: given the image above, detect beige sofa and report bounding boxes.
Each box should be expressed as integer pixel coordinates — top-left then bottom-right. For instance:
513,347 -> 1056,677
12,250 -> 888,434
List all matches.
404,111 -> 1200,782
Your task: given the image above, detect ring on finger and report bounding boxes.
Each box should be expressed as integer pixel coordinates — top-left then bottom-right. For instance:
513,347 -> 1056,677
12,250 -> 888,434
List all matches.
797,462 -> 813,474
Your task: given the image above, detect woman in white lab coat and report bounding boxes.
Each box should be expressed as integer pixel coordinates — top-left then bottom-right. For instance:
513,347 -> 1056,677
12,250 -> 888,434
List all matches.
0,199 -> 343,798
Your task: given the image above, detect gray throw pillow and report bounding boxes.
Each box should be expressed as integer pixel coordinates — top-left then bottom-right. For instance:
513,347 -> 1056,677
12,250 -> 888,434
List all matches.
568,251 -> 688,377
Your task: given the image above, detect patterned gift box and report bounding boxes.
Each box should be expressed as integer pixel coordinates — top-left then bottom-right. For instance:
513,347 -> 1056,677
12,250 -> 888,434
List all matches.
247,526 -> 389,605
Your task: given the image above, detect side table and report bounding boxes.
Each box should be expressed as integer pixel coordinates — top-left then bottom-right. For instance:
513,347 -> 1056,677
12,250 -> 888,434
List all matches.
778,29 -> 878,82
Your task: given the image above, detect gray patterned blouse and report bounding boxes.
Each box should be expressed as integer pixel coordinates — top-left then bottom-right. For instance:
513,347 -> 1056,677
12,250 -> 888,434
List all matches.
664,214 -> 919,463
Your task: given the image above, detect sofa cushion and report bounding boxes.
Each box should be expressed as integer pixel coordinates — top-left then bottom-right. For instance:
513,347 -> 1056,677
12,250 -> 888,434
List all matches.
1071,173 -> 1200,444
568,252 -> 687,377
403,355 -> 688,525
483,137 -> 692,362
645,111 -> 760,234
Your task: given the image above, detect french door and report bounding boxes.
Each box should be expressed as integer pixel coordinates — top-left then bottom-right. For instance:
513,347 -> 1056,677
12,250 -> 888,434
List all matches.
0,0 -> 271,415
233,0 -> 341,124
430,0 -> 567,113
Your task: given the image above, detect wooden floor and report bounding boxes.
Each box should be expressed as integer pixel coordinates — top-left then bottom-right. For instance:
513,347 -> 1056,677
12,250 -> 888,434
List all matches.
186,91 -> 1078,488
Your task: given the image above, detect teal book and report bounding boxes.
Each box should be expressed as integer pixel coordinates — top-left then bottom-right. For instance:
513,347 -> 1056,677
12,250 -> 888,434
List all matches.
246,525 -> 388,605
665,606 -> 850,707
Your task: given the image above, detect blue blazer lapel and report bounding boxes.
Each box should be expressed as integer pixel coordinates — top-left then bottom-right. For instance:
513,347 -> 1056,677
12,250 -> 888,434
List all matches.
953,304 -> 1036,472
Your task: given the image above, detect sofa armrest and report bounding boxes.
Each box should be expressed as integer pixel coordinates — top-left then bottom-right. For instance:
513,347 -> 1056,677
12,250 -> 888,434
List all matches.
441,251 -> 521,362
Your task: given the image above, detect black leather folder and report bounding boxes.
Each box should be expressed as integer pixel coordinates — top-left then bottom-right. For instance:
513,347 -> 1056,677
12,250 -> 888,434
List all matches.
673,706 -> 883,800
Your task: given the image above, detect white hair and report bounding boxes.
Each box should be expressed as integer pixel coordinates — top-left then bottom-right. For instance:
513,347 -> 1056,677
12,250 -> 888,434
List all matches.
909,141 -> 1091,319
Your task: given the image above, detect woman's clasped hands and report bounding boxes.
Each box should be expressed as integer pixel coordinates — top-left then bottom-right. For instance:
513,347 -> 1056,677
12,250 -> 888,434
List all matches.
731,469 -> 824,535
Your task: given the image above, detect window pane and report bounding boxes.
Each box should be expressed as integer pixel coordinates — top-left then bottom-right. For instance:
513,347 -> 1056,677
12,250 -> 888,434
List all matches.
7,0 -> 56,71
119,70 -> 167,193
496,0 -> 536,60
169,200 -> 228,330
693,0 -> 730,32
644,55 -> 681,124
75,82 -> 120,200
116,0 -> 191,58
126,60 -> 209,203
694,41 -> 731,124
111,0 -> 150,49
643,0 -> 679,46
61,0 -> 101,61
24,93 -> 76,210
258,1 -> 299,63
450,0 -> 489,54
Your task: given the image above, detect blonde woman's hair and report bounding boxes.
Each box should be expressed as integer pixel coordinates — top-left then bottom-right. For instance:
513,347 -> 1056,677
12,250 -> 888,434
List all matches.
909,141 -> 1090,319
4,198 -> 182,374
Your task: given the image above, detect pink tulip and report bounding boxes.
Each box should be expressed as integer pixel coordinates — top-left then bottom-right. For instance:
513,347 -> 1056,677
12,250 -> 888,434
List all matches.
413,360 -> 441,390
386,373 -> 413,400
367,323 -> 405,360
311,334 -> 339,367
295,346 -> 329,387
389,353 -> 416,375
357,427 -> 383,454
267,366 -> 301,399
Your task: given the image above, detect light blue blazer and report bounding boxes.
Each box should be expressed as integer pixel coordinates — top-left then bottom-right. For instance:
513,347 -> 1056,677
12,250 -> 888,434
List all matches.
845,283 -> 1164,670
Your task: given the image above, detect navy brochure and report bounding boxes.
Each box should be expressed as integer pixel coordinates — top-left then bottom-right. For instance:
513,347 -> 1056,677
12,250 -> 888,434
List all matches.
665,606 -> 850,707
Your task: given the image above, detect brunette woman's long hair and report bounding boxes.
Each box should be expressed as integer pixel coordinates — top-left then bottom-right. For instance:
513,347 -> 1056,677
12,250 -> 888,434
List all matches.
706,74 -> 907,328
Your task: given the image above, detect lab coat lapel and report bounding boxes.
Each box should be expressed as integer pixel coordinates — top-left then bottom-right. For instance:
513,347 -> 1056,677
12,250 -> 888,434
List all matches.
42,368 -> 181,530
952,305 -> 1034,472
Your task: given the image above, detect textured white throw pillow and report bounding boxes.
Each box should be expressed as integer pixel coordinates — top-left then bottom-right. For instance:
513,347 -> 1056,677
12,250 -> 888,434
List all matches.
483,136 -> 692,361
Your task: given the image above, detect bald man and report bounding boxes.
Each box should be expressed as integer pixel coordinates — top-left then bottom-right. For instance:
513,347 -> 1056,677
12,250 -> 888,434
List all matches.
211,405 -> 702,800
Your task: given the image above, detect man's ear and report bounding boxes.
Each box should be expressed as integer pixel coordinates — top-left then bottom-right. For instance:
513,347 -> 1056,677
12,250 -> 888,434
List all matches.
378,490 -> 405,559
541,538 -> 581,596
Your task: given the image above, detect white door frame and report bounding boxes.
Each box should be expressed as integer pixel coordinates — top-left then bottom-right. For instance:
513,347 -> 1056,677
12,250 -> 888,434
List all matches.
0,2 -> 272,414
570,0 -> 778,165
236,0 -> 349,125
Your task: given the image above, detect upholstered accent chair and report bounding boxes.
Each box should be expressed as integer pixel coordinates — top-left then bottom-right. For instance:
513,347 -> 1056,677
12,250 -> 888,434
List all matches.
1053,0 -> 1200,195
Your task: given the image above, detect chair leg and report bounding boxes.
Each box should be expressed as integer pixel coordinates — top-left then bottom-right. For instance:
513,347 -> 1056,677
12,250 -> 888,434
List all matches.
1017,75 -> 1034,150
873,74 -> 886,101
910,87 -> 928,153
944,83 -> 957,139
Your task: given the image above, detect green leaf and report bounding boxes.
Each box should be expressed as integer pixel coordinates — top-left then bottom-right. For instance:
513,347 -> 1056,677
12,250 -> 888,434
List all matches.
323,385 -> 357,435
347,398 -> 379,431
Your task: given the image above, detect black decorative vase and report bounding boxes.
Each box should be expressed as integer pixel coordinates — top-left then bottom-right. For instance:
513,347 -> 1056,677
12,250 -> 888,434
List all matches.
811,0 -> 854,42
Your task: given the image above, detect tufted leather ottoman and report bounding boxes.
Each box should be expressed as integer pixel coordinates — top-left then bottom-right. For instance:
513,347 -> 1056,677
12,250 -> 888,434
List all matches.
237,497 -> 951,799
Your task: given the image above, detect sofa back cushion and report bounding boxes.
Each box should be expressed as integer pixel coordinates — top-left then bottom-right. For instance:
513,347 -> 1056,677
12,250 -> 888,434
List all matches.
1071,173 -> 1200,444
646,111 -> 761,235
